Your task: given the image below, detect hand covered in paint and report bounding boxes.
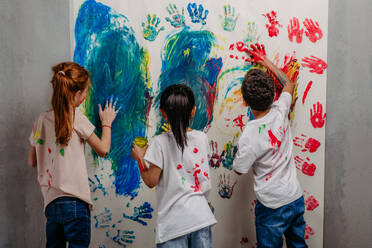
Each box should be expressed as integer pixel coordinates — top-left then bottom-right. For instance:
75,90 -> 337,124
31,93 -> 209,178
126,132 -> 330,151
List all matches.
220,5 -> 239,31
245,43 -> 267,64
99,95 -> 120,126
142,14 -> 164,42
165,4 -> 185,28
130,143 -> 148,162
187,3 -> 209,25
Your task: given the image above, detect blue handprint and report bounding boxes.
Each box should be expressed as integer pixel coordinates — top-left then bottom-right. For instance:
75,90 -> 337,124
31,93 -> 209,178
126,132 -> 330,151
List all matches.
94,208 -> 112,229
122,202 -> 154,226
220,5 -> 239,31
142,14 -> 164,41
187,3 -> 209,25
89,174 -> 108,196
221,141 -> 238,170
165,3 -> 185,28
109,230 -> 135,247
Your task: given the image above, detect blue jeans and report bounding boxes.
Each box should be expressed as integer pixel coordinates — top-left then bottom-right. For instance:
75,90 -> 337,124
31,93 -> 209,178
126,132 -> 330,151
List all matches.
45,197 -> 91,248
255,196 -> 307,248
156,226 -> 212,248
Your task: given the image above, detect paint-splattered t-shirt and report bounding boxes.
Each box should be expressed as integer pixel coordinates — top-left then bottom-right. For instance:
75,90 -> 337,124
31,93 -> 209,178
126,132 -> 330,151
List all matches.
144,130 -> 217,244
233,92 -> 302,209
29,109 -> 95,211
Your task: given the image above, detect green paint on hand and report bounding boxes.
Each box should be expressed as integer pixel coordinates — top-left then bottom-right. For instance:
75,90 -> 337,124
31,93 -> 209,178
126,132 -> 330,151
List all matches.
37,138 -> 44,145
60,148 -> 64,157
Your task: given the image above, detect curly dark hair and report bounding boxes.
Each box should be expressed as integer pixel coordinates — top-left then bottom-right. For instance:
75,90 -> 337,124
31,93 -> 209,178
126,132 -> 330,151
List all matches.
241,69 -> 275,111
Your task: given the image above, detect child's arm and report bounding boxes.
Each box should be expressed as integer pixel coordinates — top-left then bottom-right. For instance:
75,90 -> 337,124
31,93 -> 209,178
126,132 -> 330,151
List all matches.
246,43 -> 296,97
28,146 -> 37,168
87,100 -> 118,157
130,144 -> 162,188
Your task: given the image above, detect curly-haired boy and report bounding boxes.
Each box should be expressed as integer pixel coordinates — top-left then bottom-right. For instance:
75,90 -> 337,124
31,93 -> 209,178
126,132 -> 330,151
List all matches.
233,44 -> 307,248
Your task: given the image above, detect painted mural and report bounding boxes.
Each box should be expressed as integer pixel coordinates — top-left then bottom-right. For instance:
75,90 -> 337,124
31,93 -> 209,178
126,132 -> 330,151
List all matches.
72,0 -> 328,247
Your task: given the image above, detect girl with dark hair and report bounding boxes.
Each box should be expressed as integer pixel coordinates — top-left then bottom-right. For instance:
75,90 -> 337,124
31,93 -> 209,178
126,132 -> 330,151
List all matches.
131,84 -> 216,248
27,61 -> 119,247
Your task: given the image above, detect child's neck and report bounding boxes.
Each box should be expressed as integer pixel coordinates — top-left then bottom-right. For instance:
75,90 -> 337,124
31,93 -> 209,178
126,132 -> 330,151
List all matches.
251,108 -> 271,120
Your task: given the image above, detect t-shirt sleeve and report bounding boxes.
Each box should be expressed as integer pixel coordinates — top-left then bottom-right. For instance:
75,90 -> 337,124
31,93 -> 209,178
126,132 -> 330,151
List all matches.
232,134 -> 258,174
74,109 -> 95,140
273,92 -> 292,118
144,137 -> 164,170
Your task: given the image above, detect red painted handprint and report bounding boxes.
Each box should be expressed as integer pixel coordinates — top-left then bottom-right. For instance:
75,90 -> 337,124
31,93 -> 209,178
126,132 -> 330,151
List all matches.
209,140 -> 222,168
304,224 -> 315,239
304,190 -> 319,211
268,129 -> 281,148
294,156 -> 316,176
233,114 -> 245,132
293,134 -> 321,153
263,11 -> 282,37
310,102 -> 326,128
288,17 -> 303,43
303,18 -> 323,43
302,56 -> 327,74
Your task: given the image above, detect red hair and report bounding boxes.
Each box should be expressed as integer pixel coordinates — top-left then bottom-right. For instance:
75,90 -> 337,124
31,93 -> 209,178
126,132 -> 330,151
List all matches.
51,62 -> 90,146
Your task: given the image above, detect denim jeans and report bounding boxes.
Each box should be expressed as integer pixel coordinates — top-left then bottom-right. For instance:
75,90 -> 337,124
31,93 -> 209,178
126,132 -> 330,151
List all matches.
255,196 -> 307,248
156,226 -> 212,248
45,197 -> 91,248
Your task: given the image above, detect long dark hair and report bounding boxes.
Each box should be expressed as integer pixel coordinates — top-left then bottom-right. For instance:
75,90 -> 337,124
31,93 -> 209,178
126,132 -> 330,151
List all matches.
160,84 -> 195,153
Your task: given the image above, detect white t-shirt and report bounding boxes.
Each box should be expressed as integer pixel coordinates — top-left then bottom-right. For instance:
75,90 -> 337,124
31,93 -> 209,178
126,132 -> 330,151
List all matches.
233,92 -> 302,209
144,130 -> 217,244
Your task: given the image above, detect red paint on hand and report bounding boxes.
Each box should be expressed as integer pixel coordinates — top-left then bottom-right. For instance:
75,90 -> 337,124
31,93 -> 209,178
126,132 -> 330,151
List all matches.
246,43 -> 266,64
302,56 -> 327,74
268,129 -> 281,148
288,17 -> 303,43
310,102 -> 326,128
137,159 -> 146,173
303,18 -> 323,43
263,11 -> 282,37
302,81 -> 313,104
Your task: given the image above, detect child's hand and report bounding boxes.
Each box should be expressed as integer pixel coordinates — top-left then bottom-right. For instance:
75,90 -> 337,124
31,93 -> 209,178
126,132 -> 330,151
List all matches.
130,144 -> 148,161
98,95 -> 120,126
246,43 -> 267,64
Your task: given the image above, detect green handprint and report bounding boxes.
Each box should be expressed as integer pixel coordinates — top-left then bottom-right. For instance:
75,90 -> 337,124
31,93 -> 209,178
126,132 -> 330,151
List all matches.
221,140 -> 238,170
142,14 -> 164,42
244,22 -> 260,45
165,3 -> 185,28
220,5 -> 239,32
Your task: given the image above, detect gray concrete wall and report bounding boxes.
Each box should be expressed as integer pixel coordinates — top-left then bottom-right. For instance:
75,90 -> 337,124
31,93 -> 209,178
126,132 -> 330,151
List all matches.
0,0 -> 71,247
0,0 -> 371,247
324,0 -> 372,247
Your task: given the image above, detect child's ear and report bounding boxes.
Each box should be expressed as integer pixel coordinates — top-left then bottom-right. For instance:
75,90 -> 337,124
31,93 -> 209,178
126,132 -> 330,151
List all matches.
191,106 -> 196,118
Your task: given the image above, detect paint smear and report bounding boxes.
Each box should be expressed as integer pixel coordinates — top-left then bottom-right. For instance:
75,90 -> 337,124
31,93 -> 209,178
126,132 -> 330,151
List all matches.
74,0 -> 149,198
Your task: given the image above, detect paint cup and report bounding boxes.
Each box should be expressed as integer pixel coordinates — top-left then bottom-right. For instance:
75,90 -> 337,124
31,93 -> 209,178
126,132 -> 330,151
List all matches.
133,137 -> 148,148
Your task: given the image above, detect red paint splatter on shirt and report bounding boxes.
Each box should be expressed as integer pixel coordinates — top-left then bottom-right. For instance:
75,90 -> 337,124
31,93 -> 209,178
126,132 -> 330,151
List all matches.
265,172 -> 273,181
193,148 -> 199,153
204,172 -> 209,180
191,169 -> 201,192
177,164 -> 183,170
268,129 -> 281,148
